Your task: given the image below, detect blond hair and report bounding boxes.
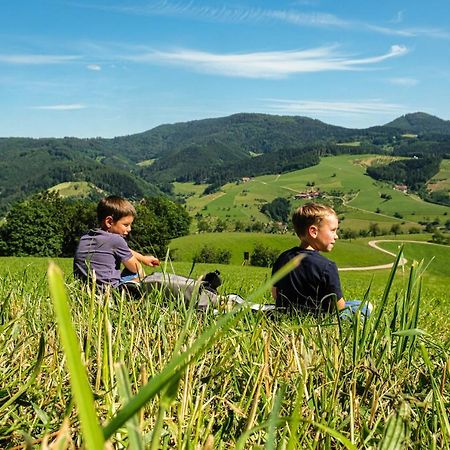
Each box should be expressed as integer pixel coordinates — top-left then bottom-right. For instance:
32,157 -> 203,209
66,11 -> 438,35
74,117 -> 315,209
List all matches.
97,196 -> 136,223
292,202 -> 337,237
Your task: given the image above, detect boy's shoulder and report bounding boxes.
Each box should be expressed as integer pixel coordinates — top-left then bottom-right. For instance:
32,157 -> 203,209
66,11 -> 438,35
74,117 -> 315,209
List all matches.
80,228 -> 127,245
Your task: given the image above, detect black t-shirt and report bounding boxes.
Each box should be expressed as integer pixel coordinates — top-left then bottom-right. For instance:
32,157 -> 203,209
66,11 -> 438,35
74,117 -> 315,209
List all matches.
272,247 -> 343,313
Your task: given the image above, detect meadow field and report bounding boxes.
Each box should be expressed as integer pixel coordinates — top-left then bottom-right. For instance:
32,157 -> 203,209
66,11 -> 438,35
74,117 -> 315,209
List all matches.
0,233 -> 449,448
174,154 -> 450,232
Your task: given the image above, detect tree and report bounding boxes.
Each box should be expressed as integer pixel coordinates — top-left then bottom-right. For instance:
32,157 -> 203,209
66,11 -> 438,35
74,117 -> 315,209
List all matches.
250,244 -> 279,267
60,200 -> 97,256
129,203 -> 171,258
0,192 -> 67,256
140,197 -> 191,239
369,222 -> 381,237
214,218 -> 228,232
197,217 -> 213,233
261,197 -> 291,223
390,223 -> 402,236
194,245 -> 231,264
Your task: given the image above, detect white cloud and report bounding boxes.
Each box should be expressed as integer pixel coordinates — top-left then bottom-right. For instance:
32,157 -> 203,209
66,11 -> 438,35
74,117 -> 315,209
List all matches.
87,64 -> 102,71
31,104 -> 86,110
367,25 -> 450,39
387,77 -> 419,87
263,10 -> 349,28
126,45 -> 408,79
72,2 -> 450,39
0,54 -> 79,64
263,99 -> 406,115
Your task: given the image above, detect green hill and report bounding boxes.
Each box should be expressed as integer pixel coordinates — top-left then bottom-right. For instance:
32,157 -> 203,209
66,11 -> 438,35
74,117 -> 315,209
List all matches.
1,112 -> 449,213
176,154 -> 450,232
169,232 -> 394,266
384,112 -> 450,135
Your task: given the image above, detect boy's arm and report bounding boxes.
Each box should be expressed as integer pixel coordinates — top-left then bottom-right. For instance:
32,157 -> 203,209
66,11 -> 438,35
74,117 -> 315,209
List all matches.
122,255 -> 145,278
130,249 -> 160,267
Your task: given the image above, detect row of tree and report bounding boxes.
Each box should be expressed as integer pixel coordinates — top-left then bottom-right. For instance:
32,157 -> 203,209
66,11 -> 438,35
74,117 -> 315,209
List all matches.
0,192 -> 190,258
366,156 -> 442,191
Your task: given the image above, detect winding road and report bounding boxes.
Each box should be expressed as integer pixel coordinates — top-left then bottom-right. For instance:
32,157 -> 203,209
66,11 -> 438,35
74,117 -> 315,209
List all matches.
339,240 -> 414,271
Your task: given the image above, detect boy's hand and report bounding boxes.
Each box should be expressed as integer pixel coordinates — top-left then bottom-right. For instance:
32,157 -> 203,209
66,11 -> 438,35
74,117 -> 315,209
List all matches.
141,255 -> 160,267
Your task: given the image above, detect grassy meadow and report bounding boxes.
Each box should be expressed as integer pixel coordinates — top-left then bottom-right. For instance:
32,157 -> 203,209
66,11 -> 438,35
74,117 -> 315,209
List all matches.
1,155 -> 449,448
174,154 -> 449,231
1,231 -> 449,448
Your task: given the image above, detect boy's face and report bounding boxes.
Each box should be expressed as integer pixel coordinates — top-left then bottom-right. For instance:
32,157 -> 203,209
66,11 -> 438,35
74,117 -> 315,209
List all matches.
310,214 -> 339,252
105,214 -> 134,236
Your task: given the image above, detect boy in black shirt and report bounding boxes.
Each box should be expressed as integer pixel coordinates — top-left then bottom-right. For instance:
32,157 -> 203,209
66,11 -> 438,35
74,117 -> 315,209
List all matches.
272,202 -> 371,317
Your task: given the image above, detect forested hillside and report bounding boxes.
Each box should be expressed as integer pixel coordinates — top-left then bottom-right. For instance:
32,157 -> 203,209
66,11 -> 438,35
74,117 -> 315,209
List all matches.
1,112 -> 449,213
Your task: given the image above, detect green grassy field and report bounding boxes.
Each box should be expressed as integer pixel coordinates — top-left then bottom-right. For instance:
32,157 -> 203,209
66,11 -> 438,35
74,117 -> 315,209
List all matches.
48,181 -> 104,198
169,232 -> 394,266
428,158 -> 450,194
174,154 -> 450,231
1,242 -> 449,448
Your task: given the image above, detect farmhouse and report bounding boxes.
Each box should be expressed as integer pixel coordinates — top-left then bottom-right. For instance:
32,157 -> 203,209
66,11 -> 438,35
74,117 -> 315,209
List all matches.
394,184 -> 408,193
294,190 -> 321,200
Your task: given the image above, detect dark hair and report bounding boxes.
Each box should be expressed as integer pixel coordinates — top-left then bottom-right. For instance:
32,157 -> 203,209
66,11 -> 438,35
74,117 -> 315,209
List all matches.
292,202 -> 336,237
97,196 -> 136,223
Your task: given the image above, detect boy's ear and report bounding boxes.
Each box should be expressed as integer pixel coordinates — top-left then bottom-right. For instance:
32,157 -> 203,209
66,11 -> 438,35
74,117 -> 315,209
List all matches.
308,224 -> 319,238
104,215 -> 114,229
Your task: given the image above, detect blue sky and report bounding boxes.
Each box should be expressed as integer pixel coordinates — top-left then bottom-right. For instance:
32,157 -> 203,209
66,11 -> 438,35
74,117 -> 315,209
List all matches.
1,0 -> 450,138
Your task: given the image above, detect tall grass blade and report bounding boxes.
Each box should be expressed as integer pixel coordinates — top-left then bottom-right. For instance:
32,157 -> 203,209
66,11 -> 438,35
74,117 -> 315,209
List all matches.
379,403 -> 409,450
115,363 -> 144,450
265,384 -> 285,450
0,334 -> 45,415
103,255 -> 302,440
47,262 -> 105,449
102,306 -> 245,440
367,246 -> 404,348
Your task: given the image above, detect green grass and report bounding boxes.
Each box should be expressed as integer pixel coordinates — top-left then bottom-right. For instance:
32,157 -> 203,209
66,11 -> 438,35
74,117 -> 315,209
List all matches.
136,158 -> 156,167
170,232 -> 394,266
48,181 -> 104,198
174,154 -> 450,230
0,249 -> 449,448
428,159 -> 450,194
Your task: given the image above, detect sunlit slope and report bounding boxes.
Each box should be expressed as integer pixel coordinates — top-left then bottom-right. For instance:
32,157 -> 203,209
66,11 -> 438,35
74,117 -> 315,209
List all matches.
175,154 -> 449,229
169,232 -> 394,267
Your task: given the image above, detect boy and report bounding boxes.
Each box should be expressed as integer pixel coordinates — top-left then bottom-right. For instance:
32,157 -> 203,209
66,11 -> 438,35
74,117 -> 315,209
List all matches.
74,196 -> 160,288
272,202 -> 370,317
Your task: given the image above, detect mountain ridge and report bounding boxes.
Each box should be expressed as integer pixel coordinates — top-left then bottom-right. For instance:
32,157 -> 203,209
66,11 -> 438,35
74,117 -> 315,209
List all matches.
0,111 -> 449,213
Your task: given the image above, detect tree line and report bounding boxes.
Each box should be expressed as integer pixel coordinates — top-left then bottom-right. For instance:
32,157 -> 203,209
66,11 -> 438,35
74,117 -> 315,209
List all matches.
0,192 -> 191,258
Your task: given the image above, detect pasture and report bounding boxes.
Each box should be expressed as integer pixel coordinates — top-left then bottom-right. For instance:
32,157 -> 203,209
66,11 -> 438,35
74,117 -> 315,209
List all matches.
428,158 -> 450,194
0,233 -> 449,448
174,154 -> 450,231
0,241 -> 450,450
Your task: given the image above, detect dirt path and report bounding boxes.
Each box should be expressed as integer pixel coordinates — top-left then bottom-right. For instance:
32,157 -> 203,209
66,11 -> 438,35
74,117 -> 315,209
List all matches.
339,239 -> 408,271
339,239 -> 444,271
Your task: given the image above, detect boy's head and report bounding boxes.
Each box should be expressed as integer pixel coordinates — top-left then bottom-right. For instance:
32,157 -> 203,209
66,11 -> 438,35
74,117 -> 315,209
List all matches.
292,203 -> 338,252
97,196 -> 137,235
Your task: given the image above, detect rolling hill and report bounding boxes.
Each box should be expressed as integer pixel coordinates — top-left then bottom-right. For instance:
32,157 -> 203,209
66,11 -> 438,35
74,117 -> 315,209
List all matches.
175,154 -> 449,232
0,111 -> 449,213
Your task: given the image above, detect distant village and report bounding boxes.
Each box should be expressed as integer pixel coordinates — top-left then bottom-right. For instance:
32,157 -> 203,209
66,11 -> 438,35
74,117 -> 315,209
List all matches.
240,176 -> 408,199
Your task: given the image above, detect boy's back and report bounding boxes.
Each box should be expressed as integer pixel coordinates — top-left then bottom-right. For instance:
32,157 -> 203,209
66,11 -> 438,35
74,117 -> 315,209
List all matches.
272,246 -> 342,312
271,202 -> 345,314
74,228 -> 133,287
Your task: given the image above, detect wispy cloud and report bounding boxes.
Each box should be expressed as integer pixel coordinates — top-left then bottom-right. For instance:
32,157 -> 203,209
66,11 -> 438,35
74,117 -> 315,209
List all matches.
0,54 -> 79,64
126,45 -> 407,78
263,99 -> 407,116
367,25 -> 450,39
31,104 -> 86,110
387,77 -> 419,87
87,64 -> 102,71
71,1 -> 450,39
